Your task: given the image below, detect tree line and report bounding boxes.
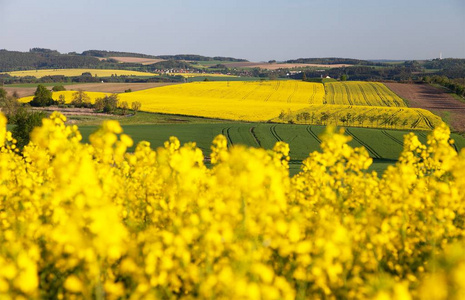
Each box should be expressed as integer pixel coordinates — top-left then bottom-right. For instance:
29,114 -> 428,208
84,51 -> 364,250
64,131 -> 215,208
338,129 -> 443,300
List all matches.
285,57 -> 385,66
29,85 -> 141,114
0,86 -> 142,150
423,75 -> 465,97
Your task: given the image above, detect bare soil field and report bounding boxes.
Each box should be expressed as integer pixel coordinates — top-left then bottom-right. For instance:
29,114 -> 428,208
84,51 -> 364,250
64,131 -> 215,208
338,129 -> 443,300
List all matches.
109,57 -> 165,65
96,57 -> 165,65
2,87 -> 37,98
4,82 -> 179,98
218,62 -> 352,69
385,82 -> 465,133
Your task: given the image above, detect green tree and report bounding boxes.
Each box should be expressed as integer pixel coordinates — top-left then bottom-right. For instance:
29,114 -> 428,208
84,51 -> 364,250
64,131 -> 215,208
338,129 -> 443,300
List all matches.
71,90 -> 91,108
103,94 -> 119,113
94,97 -> 105,111
0,93 -> 22,121
30,85 -> 54,107
12,109 -> 47,149
0,87 -> 7,99
302,72 -> 307,81
52,85 -> 66,92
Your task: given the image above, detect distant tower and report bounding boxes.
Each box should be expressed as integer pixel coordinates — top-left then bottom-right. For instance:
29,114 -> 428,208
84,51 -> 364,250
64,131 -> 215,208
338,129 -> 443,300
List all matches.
439,52 -> 443,60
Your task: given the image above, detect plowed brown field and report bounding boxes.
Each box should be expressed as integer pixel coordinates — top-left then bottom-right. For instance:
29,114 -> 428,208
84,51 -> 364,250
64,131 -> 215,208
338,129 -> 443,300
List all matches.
385,83 -> 465,133
96,57 -> 165,65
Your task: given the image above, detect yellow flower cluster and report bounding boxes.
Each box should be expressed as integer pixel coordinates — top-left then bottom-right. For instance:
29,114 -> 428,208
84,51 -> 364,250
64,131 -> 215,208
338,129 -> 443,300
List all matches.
1,112 -> 464,299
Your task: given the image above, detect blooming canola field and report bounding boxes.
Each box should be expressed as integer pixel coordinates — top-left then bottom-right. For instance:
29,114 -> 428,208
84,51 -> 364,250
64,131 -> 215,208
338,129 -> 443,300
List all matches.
1,112 -> 465,298
325,81 -> 406,107
278,104 -> 442,131
119,80 -> 325,121
115,80 -> 441,130
18,80 -> 442,130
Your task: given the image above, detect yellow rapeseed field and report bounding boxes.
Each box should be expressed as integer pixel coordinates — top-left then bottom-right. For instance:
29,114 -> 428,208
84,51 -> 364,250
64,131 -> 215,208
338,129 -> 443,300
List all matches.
17,80 -> 442,131
19,91 -> 111,104
325,81 -> 407,107
1,112 -> 465,299
6,68 -> 157,78
119,80 -> 326,121
276,104 -> 441,130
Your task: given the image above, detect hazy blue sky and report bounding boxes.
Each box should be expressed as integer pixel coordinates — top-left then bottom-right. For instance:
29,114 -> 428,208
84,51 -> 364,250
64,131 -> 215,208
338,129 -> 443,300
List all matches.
1,0 -> 464,61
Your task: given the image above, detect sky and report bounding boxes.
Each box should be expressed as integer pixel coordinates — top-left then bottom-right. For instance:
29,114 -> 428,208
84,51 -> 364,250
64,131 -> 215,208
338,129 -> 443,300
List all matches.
0,0 -> 464,62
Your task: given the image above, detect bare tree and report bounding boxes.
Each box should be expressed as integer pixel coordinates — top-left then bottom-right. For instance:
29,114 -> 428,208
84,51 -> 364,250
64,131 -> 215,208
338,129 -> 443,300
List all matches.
71,90 -> 91,108
131,101 -> 141,114
120,101 -> 129,115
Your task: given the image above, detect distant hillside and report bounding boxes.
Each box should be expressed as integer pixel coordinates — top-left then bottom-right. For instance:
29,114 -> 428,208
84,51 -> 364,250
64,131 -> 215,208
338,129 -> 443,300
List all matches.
156,54 -> 248,62
150,60 -> 194,69
422,58 -> 465,78
285,57 -> 381,66
80,50 -> 159,59
0,49 -> 248,72
0,49 -> 103,72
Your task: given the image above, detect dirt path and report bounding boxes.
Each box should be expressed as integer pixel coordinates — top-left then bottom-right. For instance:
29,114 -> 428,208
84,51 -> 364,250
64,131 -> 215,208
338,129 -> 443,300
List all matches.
31,106 -> 121,117
385,83 -> 465,133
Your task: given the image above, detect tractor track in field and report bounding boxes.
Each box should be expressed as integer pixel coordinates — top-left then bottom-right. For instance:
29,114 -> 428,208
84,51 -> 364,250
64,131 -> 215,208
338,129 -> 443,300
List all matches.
342,83 -> 354,106
418,132 -> 428,140
370,83 -> 391,107
286,81 -> 299,103
420,112 -> 434,130
381,130 -> 404,146
222,127 -> 234,146
263,81 -> 281,102
450,139 -> 459,152
380,108 -> 403,128
309,85 -> 317,104
270,125 -> 283,142
358,84 -> 371,106
250,127 -> 262,147
306,126 -> 321,143
411,112 -> 423,129
346,129 -> 381,159
241,84 -> 263,100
